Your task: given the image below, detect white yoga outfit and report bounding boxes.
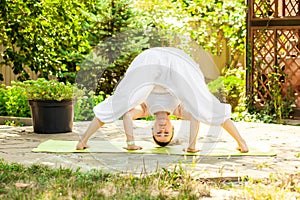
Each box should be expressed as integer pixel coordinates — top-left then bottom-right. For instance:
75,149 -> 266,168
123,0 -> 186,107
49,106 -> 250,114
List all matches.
93,47 -> 231,125
144,85 -> 181,115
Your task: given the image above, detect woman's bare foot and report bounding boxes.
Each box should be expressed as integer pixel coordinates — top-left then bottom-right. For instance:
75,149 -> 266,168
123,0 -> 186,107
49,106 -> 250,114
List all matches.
183,148 -> 200,153
76,141 -> 88,150
123,145 -> 143,150
237,141 -> 249,153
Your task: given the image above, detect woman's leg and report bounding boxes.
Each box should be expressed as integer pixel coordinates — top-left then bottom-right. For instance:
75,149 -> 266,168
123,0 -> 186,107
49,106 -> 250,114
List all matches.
76,117 -> 104,150
222,119 -> 248,152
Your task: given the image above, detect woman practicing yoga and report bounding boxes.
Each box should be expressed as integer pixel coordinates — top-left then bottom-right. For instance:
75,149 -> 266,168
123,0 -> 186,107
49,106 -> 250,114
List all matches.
76,47 -> 248,153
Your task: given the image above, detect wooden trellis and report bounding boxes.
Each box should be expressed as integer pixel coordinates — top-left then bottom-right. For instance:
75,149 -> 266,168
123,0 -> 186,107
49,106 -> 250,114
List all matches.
247,0 -> 300,114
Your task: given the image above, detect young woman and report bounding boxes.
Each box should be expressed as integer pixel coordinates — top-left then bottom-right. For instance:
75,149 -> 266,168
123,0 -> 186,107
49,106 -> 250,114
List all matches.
76,47 -> 248,153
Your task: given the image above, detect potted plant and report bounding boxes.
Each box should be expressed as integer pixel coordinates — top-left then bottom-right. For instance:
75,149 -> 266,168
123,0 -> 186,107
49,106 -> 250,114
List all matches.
22,78 -> 75,134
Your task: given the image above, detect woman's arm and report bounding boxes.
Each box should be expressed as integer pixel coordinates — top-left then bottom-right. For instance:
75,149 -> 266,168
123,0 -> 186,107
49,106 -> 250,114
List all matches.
173,104 -> 200,152
123,103 -> 149,150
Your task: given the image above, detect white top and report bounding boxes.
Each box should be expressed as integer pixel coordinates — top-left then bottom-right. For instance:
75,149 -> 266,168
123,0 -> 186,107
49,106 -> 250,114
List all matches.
93,47 -> 231,125
145,85 -> 180,115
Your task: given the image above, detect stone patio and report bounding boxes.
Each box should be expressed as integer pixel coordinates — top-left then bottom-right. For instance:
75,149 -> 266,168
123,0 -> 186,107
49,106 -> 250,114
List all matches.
0,120 -> 300,180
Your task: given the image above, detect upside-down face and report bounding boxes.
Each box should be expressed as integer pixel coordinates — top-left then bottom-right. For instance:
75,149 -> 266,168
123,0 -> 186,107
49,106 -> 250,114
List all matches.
152,112 -> 174,144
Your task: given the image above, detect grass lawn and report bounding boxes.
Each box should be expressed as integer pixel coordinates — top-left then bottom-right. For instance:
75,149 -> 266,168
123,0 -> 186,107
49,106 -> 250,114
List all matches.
0,159 -> 299,199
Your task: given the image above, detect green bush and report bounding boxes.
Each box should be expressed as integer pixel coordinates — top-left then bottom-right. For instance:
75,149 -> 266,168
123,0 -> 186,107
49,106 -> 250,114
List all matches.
207,67 -> 266,122
0,85 -> 6,116
208,67 -> 246,113
74,90 -> 106,121
0,81 -> 105,121
21,78 -> 74,101
0,82 -> 31,117
247,65 -> 295,123
208,66 -> 295,123
0,0 -> 144,86
0,0 -> 91,82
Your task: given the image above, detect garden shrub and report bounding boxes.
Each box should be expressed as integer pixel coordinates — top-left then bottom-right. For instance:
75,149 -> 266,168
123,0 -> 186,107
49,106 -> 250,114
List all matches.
21,78 -> 74,101
74,90 -> 106,121
1,82 -> 31,117
0,81 -> 105,121
0,0 -> 92,82
247,65 -> 295,123
208,65 -> 295,123
207,66 -> 265,122
0,84 -> 6,116
208,67 -> 246,113
0,0 -> 144,87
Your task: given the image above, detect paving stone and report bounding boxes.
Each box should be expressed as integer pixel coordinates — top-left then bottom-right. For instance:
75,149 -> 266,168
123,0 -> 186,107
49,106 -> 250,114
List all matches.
0,120 -> 300,179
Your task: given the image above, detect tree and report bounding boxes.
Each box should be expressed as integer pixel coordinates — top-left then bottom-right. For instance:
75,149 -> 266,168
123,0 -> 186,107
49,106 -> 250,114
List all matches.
0,0 -> 150,95
0,0 -> 91,82
75,0 -> 149,95
133,0 -> 247,69
185,0 -> 247,68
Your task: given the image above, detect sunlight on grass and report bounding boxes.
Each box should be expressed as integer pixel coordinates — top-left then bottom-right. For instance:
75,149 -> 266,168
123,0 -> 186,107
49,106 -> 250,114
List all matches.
236,173 -> 300,199
0,159 -> 299,199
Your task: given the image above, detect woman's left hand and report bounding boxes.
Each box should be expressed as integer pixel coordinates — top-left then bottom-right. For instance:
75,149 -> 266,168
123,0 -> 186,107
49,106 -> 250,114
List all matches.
123,145 -> 143,150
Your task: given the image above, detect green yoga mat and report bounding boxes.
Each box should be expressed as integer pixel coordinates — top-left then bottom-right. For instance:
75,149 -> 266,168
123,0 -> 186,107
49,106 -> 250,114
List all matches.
32,140 -> 276,156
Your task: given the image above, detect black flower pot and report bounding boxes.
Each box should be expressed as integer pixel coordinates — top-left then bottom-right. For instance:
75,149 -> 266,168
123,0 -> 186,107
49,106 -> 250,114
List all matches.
29,100 -> 74,134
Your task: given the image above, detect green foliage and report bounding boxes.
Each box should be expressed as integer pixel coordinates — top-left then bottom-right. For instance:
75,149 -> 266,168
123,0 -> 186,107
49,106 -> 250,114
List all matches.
0,0 -> 91,82
20,78 -> 74,101
208,65 -> 295,123
264,66 -> 294,123
0,85 -> 6,115
135,0 -> 246,68
247,65 -> 295,123
186,0 -> 246,67
81,0 -> 141,46
208,67 -> 245,113
0,160 -> 213,199
0,79 -> 105,121
134,0 -> 188,33
4,120 -> 25,127
74,90 -> 106,121
0,0 -> 142,85
1,0 -> 248,95
0,83 -> 30,117
93,33 -> 147,95
1,160 -> 299,199
66,0 -> 148,95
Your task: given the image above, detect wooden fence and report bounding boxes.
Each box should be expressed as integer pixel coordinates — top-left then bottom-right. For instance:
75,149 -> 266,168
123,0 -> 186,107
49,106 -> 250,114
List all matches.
0,45 -> 39,85
247,0 -> 300,109
0,65 -> 39,86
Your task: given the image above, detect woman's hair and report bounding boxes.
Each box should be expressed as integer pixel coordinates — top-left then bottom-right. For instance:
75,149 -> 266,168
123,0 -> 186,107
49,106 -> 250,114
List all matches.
152,128 -> 174,147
